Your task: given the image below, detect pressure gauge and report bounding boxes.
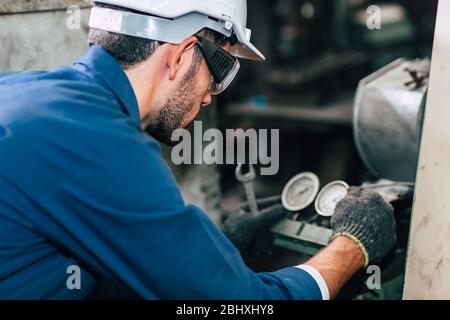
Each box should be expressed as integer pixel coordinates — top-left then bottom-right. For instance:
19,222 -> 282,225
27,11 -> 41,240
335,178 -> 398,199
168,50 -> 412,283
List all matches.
281,172 -> 320,212
315,181 -> 349,217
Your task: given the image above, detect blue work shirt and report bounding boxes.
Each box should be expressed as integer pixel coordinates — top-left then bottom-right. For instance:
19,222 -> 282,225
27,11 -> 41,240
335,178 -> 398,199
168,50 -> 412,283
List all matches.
0,46 -> 323,300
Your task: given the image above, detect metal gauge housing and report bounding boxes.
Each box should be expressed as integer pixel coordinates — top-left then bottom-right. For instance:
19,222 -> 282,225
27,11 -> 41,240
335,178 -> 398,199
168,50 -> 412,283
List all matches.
281,172 -> 320,212
315,181 -> 349,217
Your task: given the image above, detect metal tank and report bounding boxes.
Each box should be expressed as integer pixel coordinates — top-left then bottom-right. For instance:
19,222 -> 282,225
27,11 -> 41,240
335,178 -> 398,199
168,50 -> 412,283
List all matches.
353,58 -> 430,182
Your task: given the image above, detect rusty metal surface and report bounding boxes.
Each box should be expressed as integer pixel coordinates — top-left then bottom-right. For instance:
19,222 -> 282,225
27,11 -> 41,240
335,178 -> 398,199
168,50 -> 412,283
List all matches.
0,0 -> 88,14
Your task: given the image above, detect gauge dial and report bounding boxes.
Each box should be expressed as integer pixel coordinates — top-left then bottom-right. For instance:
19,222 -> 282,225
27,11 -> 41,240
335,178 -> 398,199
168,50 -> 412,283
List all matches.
315,181 -> 349,217
281,172 -> 320,212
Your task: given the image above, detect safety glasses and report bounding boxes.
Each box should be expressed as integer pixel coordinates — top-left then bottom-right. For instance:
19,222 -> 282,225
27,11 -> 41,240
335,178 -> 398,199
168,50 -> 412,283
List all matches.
195,36 -> 240,95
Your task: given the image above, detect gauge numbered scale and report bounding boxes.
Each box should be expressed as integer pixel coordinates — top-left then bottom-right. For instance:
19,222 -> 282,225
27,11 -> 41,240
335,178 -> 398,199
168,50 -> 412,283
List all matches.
281,172 -> 320,212
315,181 -> 349,217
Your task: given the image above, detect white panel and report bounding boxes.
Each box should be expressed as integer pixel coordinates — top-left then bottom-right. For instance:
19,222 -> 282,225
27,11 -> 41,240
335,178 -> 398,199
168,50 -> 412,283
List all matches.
403,0 -> 450,299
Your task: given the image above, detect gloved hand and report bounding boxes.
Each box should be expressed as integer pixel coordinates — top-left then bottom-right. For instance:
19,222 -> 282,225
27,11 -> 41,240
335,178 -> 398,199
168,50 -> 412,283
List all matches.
330,187 -> 397,267
222,196 -> 286,253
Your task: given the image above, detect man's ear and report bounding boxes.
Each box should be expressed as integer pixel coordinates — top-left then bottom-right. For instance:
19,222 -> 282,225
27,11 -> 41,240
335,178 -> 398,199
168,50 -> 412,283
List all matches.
167,36 -> 198,81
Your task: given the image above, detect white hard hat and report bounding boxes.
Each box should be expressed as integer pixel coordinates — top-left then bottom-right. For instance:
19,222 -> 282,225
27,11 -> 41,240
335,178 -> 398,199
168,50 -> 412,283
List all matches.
85,0 -> 265,61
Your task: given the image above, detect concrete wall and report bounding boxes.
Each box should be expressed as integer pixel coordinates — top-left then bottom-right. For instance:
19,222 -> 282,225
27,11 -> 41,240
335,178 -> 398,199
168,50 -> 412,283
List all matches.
0,0 -> 89,71
0,0 -> 87,14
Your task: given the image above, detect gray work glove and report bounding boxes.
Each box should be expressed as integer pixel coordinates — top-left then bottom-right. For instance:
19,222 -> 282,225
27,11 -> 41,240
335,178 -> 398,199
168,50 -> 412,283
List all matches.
222,196 -> 286,253
331,187 -> 397,267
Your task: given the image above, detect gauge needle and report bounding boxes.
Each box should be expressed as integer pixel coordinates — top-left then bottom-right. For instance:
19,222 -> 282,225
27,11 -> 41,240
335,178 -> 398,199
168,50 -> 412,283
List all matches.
293,186 -> 308,197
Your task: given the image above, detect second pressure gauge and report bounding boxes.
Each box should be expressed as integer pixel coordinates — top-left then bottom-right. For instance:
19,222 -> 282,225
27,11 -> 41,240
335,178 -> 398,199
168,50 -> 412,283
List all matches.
315,181 -> 349,217
281,172 -> 320,212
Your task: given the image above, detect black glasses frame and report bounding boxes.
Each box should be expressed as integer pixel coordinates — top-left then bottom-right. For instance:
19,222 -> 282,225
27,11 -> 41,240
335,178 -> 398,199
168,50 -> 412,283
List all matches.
194,36 -> 238,84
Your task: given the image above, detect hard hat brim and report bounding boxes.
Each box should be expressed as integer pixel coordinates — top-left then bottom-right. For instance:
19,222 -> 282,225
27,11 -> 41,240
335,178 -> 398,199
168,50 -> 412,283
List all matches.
231,41 -> 265,61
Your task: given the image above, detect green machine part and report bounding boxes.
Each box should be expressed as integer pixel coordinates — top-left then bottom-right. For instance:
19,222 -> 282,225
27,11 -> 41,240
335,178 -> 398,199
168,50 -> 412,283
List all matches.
271,218 -> 332,256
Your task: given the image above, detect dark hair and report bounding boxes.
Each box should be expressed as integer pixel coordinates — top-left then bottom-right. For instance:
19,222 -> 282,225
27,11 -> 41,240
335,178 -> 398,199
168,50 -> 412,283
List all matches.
88,3 -> 230,70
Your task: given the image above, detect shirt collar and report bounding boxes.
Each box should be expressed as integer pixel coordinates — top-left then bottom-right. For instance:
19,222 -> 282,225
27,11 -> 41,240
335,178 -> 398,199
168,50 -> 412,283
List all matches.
73,45 -> 141,124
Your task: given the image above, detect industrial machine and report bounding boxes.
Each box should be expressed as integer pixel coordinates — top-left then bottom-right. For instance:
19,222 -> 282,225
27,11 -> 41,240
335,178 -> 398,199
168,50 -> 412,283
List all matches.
354,58 -> 430,182
257,58 -> 430,299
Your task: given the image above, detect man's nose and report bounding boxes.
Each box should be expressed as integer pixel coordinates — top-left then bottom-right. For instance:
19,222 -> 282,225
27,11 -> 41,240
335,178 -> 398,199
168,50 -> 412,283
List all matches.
202,93 -> 212,107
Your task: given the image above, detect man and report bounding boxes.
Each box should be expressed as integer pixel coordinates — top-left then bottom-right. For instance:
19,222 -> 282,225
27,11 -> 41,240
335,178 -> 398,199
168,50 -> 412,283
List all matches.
0,0 -> 396,299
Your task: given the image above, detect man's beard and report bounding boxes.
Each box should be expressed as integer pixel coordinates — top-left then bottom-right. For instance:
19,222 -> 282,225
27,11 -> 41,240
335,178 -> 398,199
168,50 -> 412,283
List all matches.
145,56 -> 202,146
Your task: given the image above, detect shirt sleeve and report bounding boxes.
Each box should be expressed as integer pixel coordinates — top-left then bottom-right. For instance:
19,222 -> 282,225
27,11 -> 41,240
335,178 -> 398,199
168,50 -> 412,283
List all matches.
295,265 -> 330,300
31,137 -> 324,300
